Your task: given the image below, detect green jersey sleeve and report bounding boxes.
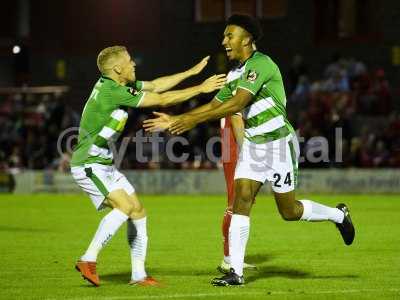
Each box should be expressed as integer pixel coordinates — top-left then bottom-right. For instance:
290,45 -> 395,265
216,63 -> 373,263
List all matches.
237,57 -> 274,95
128,80 -> 144,91
110,84 -> 145,108
215,84 -> 232,103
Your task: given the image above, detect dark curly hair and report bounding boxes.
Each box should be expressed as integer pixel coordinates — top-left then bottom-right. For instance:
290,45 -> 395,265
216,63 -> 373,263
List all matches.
226,14 -> 263,41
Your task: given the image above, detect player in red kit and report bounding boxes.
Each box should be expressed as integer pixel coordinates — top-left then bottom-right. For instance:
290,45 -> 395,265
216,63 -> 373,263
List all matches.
218,114 -> 256,273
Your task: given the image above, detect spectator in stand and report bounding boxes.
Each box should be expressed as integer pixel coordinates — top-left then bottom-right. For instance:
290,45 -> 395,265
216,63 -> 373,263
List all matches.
53,151 -> 72,172
372,140 -> 390,167
371,69 -> 391,115
324,69 -> 350,92
347,57 -> 367,82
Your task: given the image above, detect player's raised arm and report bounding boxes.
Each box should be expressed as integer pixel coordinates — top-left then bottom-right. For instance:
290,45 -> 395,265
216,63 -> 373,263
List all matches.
138,74 -> 226,108
141,56 -> 211,93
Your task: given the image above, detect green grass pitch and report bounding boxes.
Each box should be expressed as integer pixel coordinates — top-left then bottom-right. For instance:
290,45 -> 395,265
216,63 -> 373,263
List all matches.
0,194 -> 399,299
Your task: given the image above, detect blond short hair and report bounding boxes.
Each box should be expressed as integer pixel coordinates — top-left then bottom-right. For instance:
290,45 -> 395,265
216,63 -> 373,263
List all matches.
97,46 -> 127,74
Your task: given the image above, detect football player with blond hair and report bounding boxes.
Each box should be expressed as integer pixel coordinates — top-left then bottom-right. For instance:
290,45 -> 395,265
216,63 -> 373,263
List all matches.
72,45 -> 225,286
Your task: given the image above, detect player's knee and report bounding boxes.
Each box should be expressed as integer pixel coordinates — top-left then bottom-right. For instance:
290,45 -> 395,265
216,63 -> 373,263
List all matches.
233,188 -> 253,215
117,202 -> 135,216
129,206 -> 146,219
107,190 -> 133,215
126,195 -> 146,219
278,206 -> 300,221
109,198 -> 135,215
235,186 -> 253,204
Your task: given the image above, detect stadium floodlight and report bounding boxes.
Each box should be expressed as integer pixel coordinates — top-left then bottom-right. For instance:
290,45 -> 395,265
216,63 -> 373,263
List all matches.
12,45 -> 21,54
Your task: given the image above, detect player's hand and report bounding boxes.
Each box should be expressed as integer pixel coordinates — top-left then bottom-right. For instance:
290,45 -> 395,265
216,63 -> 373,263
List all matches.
188,56 -> 210,75
200,74 -> 226,93
143,112 -> 176,132
169,115 -> 198,135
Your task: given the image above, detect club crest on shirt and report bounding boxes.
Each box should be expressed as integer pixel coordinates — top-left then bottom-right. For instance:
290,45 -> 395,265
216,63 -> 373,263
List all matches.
246,70 -> 258,83
128,87 -> 139,96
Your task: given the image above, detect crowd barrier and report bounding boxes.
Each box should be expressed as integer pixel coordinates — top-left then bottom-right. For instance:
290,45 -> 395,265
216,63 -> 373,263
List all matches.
7,169 -> 400,194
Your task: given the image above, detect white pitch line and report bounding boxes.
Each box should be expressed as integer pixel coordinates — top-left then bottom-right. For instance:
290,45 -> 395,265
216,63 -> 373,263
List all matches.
46,288 -> 400,300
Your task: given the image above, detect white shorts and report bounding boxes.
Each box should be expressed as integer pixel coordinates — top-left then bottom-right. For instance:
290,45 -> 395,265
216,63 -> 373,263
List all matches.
71,163 -> 135,210
234,133 -> 300,193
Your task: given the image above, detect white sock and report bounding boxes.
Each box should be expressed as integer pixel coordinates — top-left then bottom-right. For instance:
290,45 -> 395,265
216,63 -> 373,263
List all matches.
127,217 -> 148,281
81,208 -> 129,262
223,256 -> 231,264
229,214 -> 250,277
299,200 -> 344,223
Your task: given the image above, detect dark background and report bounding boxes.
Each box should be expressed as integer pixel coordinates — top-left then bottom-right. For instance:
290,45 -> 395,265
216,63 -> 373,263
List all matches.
1,0 -> 398,99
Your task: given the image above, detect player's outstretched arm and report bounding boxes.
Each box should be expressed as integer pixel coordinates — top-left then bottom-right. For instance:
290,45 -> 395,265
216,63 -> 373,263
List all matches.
143,112 -> 174,132
169,88 -> 253,134
143,98 -> 222,132
138,74 -> 226,108
142,56 -> 210,93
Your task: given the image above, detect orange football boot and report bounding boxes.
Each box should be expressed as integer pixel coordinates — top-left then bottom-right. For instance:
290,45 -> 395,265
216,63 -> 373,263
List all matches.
75,260 -> 100,287
129,276 -> 160,286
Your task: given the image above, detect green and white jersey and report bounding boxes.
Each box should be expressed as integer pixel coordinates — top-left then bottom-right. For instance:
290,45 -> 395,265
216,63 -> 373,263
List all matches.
215,51 -> 294,144
70,76 -> 145,167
